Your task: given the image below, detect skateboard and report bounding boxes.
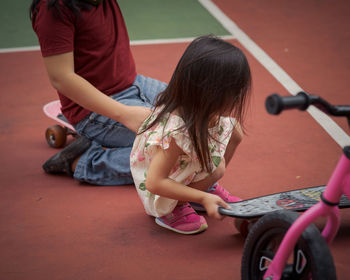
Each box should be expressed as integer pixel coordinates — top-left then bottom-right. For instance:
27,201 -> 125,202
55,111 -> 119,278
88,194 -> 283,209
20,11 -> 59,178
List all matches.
219,185 -> 350,219
43,100 -> 77,148
219,185 -> 350,236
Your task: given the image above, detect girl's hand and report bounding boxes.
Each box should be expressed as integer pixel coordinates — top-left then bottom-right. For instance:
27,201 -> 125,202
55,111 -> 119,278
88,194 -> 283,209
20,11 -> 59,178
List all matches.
201,193 -> 230,220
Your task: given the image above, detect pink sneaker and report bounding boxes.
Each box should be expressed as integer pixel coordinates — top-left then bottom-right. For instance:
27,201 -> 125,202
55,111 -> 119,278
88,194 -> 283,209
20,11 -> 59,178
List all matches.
191,183 -> 242,211
155,203 -> 208,234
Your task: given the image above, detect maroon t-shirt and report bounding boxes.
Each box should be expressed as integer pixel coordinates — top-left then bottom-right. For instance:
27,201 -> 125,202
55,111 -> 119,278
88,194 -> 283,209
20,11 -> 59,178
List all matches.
32,0 -> 136,124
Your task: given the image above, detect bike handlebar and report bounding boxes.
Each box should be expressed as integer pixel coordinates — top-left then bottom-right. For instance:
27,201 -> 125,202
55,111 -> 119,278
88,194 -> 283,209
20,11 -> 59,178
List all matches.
265,92 -> 350,120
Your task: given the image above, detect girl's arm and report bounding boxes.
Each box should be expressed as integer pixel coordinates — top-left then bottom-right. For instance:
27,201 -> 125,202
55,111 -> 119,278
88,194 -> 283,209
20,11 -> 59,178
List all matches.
224,122 -> 243,165
188,122 -> 242,191
43,52 -> 150,132
145,139 -> 229,219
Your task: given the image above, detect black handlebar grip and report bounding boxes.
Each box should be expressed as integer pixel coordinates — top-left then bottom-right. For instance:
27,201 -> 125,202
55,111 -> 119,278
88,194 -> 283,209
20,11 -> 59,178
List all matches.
265,92 -> 310,115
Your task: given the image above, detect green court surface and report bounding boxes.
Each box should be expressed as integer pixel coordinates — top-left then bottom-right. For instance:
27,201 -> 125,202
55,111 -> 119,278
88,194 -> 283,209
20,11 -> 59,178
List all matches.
0,1 -> 35,48
0,0 -> 230,49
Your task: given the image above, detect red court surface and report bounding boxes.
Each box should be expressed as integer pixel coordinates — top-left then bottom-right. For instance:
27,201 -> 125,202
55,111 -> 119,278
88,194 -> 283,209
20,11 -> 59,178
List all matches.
1,1 -> 349,279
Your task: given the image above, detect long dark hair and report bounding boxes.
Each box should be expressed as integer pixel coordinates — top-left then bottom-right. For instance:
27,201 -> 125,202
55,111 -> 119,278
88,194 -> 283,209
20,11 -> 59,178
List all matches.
142,35 -> 252,172
30,0 -> 95,20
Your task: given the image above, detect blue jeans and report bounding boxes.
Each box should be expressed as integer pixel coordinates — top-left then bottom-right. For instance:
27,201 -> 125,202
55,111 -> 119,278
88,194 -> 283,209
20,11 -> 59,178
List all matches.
73,75 -> 167,185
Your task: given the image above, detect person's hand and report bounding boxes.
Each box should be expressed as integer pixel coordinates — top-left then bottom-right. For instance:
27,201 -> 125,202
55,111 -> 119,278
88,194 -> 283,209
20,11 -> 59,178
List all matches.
119,105 -> 152,133
201,193 -> 230,220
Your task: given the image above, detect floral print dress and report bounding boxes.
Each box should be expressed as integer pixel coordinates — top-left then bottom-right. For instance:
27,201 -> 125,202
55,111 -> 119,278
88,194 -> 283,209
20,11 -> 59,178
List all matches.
130,107 -> 236,217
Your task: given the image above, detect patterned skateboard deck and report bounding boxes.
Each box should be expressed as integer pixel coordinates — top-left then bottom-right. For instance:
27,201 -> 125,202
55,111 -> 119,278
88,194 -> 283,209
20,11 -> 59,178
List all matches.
219,185 -> 350,219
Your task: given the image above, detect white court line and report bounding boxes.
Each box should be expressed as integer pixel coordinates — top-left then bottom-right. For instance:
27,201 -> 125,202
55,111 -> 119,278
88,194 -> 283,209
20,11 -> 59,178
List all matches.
0,35 -> 235,53
199,0 -> 350,148
131,35 -> 235,45
0,46 -> 40,53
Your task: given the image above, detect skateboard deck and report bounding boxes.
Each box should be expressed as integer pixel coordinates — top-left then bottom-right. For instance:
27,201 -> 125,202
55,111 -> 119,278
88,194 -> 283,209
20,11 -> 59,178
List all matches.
43,100 -> 75,131
219,185 -> 350,219
43,100 -> 77,148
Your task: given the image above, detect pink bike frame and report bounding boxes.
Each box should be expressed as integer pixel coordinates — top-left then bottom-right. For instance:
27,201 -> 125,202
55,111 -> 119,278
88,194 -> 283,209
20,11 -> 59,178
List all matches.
263,148 -> 350,279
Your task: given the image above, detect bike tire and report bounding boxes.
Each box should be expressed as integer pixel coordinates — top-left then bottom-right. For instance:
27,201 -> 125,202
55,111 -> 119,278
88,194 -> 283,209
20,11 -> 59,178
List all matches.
241,210 -> 336,280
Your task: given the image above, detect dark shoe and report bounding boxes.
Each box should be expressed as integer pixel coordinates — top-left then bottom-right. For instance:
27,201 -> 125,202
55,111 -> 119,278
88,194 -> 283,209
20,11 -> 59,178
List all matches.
42,135 -> 91,176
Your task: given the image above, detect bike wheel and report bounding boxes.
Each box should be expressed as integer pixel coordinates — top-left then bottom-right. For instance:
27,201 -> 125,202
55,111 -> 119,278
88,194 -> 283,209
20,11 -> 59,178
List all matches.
241,210 -> 336,280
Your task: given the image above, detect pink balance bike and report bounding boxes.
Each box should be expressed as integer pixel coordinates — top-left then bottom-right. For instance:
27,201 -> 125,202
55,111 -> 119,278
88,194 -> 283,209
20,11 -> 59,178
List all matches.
241,92 -> 350,280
